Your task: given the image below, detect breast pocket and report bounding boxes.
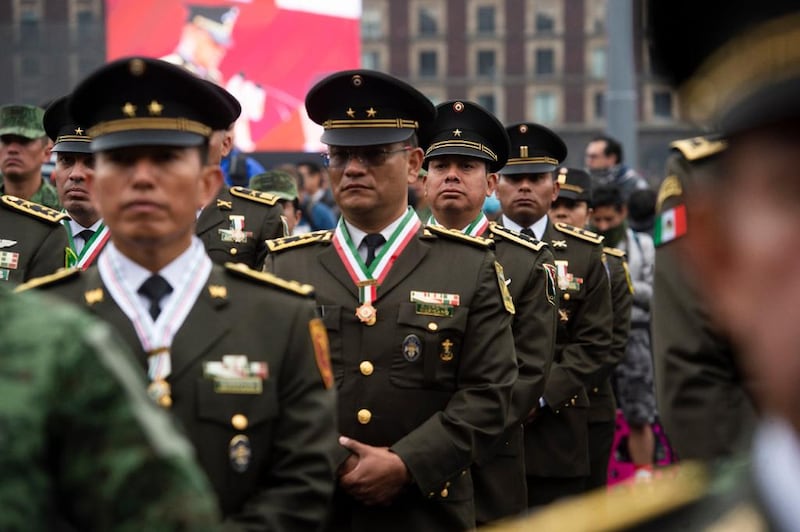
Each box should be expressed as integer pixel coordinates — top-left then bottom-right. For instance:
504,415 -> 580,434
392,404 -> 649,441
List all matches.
391,303 -> 469,391
318,305 -> 344,387
196,377 -> 279,429
557,289 -> 585,337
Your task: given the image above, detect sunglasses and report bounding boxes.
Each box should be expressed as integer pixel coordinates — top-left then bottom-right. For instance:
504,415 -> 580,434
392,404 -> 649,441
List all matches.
321,146 -> 411,169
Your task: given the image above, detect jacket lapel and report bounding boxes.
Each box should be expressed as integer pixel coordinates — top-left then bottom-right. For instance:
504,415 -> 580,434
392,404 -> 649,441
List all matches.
317,243 -> 359,298
373,231 -> 430,301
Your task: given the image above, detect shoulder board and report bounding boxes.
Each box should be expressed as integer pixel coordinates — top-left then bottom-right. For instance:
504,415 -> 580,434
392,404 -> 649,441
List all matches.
603,246 -> 626,259
553,222 -> 604,244
266,230 -> 333,253
489,222 -> 547,252
2,195 -> 67,224
670,136 -> 727,161
224,262 -> 314,297
425,224 -> 493,249
229,186 -> 279,206
14,267 -> 80,293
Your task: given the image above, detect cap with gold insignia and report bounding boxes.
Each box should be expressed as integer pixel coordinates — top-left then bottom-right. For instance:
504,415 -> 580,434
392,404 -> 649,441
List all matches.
556,167 -> 592,202
43,96 -> 92,154
420,100 -> 510,173
186,4 -> 239,47
648,1 -> 800,134
69,57 -> 234,151
502,122 -> 567,175
305,69 -> 436,147
248,171 -> 298,201
0,104 -> 45,139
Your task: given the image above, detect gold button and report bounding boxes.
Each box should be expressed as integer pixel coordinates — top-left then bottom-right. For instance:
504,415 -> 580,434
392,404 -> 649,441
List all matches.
440,488 -> 449,498
360,361 -> 374,376
571,398 -> 576,406
427,322 -> 438,331
563,292 -> 570,301
357,409 -> 372,424
230,247 -> 238,255
593,387 -> 599,393
428,492 -> 435,498
231,414 -> 248,430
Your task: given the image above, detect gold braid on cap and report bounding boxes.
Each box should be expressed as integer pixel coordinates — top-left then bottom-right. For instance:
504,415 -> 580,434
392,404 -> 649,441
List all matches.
87,117 -> 212,138
505,156 -> 559,166
681,13 -> 800,123
322,118 -> 419,130
55,135 -> 91,143
559,183 -> 584,194
425,139 -> 498,161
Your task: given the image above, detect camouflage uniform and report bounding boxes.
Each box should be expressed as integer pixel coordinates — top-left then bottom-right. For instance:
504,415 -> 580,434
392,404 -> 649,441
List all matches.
1,284 -> 220,530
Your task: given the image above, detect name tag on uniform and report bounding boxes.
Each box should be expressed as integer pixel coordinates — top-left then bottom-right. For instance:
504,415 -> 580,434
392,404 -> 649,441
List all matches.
203,354 -> 267,394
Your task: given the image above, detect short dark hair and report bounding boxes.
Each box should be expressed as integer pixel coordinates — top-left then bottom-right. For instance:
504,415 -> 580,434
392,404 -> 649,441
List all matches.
592,184 -> 625,211
627,188 -> 657,223
297,161 -> 322,175
591,135 -> 623,164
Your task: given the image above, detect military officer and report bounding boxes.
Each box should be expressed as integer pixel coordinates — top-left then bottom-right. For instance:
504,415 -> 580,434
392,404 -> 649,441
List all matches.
43,96 -> 110,269
495,123 -> 613,506
17,57 -> 338,530
420,99 -> 557,523
265,70 -> 518,531
651,136 -> 758,461
0,284 -> 220,530
248,170 -> 304,235
549,167 -> 632,489
197,82 -> 285,270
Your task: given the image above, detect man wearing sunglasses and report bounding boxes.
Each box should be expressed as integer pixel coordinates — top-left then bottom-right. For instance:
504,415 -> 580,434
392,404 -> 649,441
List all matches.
266,70 -> 517,531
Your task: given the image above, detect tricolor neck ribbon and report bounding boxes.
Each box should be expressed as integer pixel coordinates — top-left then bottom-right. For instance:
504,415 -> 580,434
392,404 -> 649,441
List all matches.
428,212 -> 489,237
63,220 -> 111,269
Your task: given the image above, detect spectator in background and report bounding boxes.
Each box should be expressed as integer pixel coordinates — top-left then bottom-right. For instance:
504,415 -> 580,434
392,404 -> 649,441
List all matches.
627,188 -> 657,236
408,168 -> 431,221
249,170 -> 303,235
584,135 -> 649,202
296,160 -> 337,230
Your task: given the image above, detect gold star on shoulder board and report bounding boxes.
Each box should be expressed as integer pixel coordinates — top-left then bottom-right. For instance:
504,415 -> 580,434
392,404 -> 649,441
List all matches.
346,107 -> 356,118
148,100 -> 164,116
74,127 -> 84,135
122,102 -> 137,117
366,107 -> 377,117
453,128 -> 462,137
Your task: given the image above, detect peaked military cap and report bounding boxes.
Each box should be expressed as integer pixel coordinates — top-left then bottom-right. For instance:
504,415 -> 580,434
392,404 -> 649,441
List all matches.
305,69 -> 436,147
43,96 -> 92,154
0,104 -> 45,139
186,4 -> 239,46
69,57 -> 234,151
648,0 -> 800,134
203,79 -> 242,127
556,167 -> 592,202
249,171 -> 298,201
421,100 -> 510,173
502,122 -> 567,174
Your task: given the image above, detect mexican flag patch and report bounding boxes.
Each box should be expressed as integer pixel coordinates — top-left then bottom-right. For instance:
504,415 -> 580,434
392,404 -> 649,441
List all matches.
654,204 -> 687,246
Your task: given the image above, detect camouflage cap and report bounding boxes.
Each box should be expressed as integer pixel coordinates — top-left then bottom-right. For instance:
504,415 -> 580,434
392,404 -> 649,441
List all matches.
0,104 -> 46,139
249,171 -> 298,201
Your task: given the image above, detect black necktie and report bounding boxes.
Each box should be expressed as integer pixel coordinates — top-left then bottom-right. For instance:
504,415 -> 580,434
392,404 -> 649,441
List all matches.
138,275 -> 173,320
363,233 -> 386,267
76,229 -> 95,243
521,228 -> 536,239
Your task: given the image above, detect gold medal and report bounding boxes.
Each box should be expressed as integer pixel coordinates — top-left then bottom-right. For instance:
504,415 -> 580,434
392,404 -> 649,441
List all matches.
147,378 -> 172,408
355,303 -> 377,326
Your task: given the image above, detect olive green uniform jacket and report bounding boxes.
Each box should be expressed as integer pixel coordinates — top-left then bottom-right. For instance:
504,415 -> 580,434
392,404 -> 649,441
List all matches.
197,186 -> 286,270
19,263 -> 338,531
0,285 -> 219,530
265,225 -> 517,532
0,194 -> 68,284
524,220 -> 613,478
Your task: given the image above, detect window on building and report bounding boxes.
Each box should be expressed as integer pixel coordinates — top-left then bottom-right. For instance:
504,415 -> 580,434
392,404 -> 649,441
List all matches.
590,47 -> 606,79
477,5 -> 495,34
535,48 -> 555,76
76,9 -> 95,30
419,7 -> 439,36
419,50 -> 438,78
477,50 -> 496,78
362,7 -> 382,39
535,12 -> 555,33
21,55 -> 40,76
476,93 -> 496,114
653,90 -> 673,119
19,10 -> 40,45
362,51 -> 380,70
533,92 -> 557,124
594,91 -> 605,120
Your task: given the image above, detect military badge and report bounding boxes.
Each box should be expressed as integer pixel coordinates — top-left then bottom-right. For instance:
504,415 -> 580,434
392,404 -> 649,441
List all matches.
0,251 -> 19,270
147,378 -> 172,408
554,260 -> 583,291
440,339 -> 454,362
0,269 -> 8,281
494,261 -> 516,314
0,239 -> 17,249
355,302 -> 377,326
229,434 -> 252,473
84,287 -> 104,305
543,263 -> 557,306
218,215 -> 253,243
203,355 -> 268,394
309,318 -> 333,389
403,334 -> 422,362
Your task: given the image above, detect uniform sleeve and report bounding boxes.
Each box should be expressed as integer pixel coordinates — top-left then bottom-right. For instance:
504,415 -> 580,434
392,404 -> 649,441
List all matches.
52,320 -> 221,530
225,299 -> 338,531
255,205 -> 287,269
542,244 -> 613,408
27,225 -> 69,280
391,251 -> 517,495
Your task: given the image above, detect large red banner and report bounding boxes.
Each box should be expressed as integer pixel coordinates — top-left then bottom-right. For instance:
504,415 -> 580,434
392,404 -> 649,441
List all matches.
106,0 -> 362,152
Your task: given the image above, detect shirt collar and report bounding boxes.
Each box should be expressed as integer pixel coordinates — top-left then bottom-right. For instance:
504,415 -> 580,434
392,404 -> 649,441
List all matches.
105,236 -> 204,294
344,210 -> 410,249
501,213 -> 548,240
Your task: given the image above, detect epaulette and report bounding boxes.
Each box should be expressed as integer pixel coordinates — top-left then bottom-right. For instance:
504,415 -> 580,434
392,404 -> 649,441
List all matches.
553,222 -> 604,244
603,246 -> 626,259
2,195 -> 67,224
229,186 -> 279,206
266,230 -> 333,253
14,267 -> 80,293
483,462 -> 710,532
224,262 -> 314,297
489,222 -> 547,252
670,136 -> 727,161
424,224 -> 493,249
